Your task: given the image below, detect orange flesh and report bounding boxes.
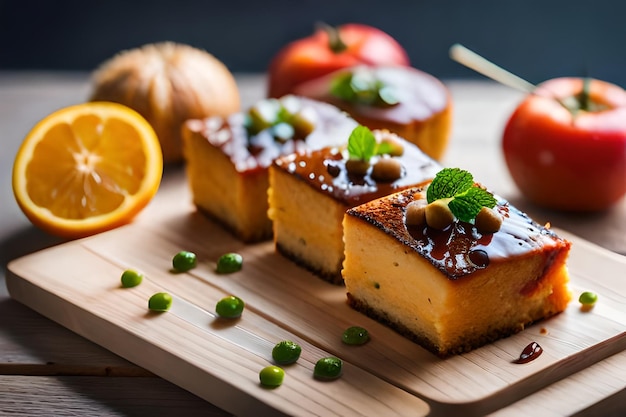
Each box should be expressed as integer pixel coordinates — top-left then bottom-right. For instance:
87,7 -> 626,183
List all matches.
26,115 -> 147,219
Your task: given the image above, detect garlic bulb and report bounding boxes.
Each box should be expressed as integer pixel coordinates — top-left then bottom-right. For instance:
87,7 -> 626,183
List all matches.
90,42 -> 241,163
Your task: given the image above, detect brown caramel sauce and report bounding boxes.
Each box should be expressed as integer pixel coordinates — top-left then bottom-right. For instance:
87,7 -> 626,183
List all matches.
513,341 -> 543,364
187,97 -> 357,174
274,145 -> 439,207
347,188 -> 567,279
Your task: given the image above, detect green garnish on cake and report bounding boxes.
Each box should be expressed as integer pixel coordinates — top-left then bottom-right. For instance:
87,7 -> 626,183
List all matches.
427,167 -> 497,223
406,167 -> 501,232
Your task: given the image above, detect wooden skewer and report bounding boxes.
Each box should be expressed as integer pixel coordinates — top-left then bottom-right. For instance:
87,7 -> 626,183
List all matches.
449,43 -> 536,93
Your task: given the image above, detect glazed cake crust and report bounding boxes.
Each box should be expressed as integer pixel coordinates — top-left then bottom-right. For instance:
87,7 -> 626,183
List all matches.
348,188 -> 569,278
342,187 -> 572,357
272,140 -> 440,207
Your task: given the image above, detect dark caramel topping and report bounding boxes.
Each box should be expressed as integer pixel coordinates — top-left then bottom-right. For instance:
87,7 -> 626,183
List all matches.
273,142 -> 440,207
186,96 -> 357,173
513,342 -> 543,364
346,188 -> 568,279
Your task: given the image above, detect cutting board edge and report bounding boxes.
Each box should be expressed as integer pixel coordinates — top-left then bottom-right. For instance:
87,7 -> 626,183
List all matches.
5,265 -> 293,417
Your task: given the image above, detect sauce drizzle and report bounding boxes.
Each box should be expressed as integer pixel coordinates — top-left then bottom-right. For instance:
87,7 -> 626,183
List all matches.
513,341 -> 543,364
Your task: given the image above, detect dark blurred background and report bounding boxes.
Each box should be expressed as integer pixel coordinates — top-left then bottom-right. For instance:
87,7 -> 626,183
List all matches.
1,0 -> 624,86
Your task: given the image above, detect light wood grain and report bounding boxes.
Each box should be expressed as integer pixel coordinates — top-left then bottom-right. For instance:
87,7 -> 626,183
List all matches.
487,350 -> 626,417
7,244 -> 430,417
7,169 -> 625,416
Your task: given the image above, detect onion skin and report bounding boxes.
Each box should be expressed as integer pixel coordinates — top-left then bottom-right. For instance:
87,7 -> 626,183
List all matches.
90,42 -> 241,163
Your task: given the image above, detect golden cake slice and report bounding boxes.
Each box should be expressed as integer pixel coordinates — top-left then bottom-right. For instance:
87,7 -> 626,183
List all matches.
342,168 -> 572,356
182,96 -> 357,242
268,127 -> 441,284
292,65 -> 453,160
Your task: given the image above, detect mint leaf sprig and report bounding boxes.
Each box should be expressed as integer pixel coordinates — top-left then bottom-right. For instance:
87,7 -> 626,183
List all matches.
426,168 -> 497,223
347,125 -> 401,161
347,125 -> 377,162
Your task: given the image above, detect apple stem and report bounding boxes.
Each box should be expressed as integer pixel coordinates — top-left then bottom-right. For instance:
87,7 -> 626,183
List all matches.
316,22 -> 347,54
579,77 -> 591,112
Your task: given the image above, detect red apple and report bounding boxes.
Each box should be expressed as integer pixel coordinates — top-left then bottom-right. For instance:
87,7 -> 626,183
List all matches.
502,77 -> 626,212
267,23 -> 410,98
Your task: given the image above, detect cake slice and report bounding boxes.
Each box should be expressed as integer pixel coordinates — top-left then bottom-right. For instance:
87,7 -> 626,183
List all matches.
293,65 -> 453,160
182,95 -> 357,242
268,127 -> 441,284
342,168 -> 572,356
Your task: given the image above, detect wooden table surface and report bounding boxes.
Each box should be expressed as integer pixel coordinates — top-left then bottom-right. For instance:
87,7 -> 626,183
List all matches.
1,71 -> 624,416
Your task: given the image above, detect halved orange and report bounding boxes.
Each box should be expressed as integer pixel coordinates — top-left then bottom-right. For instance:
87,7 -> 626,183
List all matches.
12,101 -> 163,239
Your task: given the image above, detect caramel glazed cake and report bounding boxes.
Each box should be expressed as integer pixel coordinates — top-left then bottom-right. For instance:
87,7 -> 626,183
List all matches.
182,95 -> 357,242
292,65 -> 453,161
342,185 -> 572,357
269,129 -> 441,284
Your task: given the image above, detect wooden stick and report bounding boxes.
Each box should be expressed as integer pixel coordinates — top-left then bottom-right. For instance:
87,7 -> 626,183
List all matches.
449,43 -> 536,93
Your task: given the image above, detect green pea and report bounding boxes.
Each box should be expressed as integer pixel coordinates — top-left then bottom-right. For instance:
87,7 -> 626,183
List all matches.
272,340 -> 302,365
259,365 -> 284,387
149,292 -> 172,312
120,269 -> 143,288
313,357 -> 342,380
172,251 -> 197,272
342,326 -> 370,345
216,253 -> 243,274
215,295 -> 244,318
579,291 -> 598,307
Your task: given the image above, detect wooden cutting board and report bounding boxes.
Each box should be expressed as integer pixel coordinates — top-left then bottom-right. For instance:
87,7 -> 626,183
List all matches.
7,169 -> 626,416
